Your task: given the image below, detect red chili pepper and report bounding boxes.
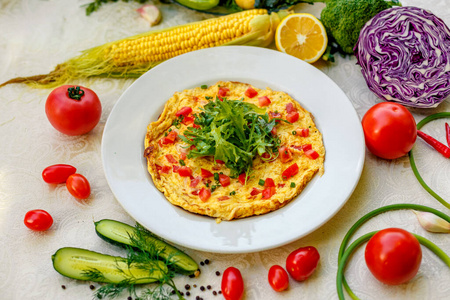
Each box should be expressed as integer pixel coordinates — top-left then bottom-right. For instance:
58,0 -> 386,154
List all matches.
417,130 -> 450,158
446,123 -> 450,147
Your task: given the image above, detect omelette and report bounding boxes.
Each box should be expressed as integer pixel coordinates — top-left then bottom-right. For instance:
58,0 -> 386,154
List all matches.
144,81 -> 325,222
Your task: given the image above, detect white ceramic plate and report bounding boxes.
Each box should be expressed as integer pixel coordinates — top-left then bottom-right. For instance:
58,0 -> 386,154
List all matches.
102,46 -> 365,254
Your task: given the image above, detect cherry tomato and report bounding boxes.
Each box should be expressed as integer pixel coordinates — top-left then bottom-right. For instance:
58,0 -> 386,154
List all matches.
268,265 -> 289,292
245,87 -> 258,98
279,146 -> 293,163
45,85 -> 101,136
238,173 -> 246,185
201,168 -> 214,178
221,267 -> 244,300
66,173 -> 91,199
160,130 -> 178,145
24,209 -> 53,231
286,111 -> 299,123
42,164 -> 76,184
286,246 -> 320,281
175,106 -> 193,117
365,228 -> 422,285
362,102 -> 417,160
177,166 -> 193,177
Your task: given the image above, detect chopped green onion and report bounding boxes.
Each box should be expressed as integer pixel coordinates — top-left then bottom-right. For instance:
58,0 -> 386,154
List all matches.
214,173 -> 219,181
179,160 -> 185,166
230,191 -> 236,196
201,84 -> 208,89
258,179 -> 265,186
290,182 -> 295,188
292,131 -> 297,135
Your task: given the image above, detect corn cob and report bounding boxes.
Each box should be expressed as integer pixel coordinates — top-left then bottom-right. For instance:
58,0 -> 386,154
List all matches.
1,9 -> 290,89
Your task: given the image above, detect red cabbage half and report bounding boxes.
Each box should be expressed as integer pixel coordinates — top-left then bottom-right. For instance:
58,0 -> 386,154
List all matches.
354,6 -> 450,108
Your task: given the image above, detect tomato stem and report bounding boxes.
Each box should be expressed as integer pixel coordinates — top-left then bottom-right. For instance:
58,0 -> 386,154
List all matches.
409,112 -> 450,209
337,203 -> 450,299
67,86 -> 85,100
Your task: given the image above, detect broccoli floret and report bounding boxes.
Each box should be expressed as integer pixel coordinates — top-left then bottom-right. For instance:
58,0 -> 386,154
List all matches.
320,0 -> 400,54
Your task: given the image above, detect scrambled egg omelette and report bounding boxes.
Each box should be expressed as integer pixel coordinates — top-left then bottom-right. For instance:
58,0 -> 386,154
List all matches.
144,81 -> 325,222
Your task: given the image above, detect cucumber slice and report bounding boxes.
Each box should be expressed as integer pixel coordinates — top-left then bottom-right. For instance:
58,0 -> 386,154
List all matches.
51,247 -> 168,284
94,219 -> 199,276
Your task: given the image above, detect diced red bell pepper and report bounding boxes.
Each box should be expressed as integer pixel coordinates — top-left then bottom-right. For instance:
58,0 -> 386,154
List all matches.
176,106 -> 193,117
264,178 -> 275,188
286,111 -> 299,123
177,166 -> 192,177
258,96 -> 271,107
262,187 -> 276,199
278,146 -> 293,163
282,163 -> 299,180
304,149 -> 319,160
245,87 -> 258,98
201,168 -> 214,178
238,173 -> 246,185
219,174 -> 231,187
199,187 -> 211,202
165,154 -> 178,164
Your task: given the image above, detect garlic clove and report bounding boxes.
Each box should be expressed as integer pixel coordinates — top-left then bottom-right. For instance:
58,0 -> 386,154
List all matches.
413,210 -> 450,233
137,4 -> 162,27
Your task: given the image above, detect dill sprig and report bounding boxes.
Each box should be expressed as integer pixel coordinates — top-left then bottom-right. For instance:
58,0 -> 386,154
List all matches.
87,223 -> 185,300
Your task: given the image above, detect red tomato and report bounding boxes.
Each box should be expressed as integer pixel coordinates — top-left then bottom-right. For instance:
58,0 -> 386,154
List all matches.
190,176 -> 202,188
199,187 -> 211,202
264,178 -> 275,187
250,187 -> 262,196
268,265 -> 289,292
165,154 -> 178,164
286,246 -> 320,281
269,111 -> 282,123
258,96 -> 271,107
24,209 -> 53,231
221,267 -> 244,300
365,228 -> 422,285
182,116 -> 195,125
304,149 -> 319,160
42,164 -> 76,184
66,173 -> 91,199
218,87 -> 230,98
279,146 -> 293,163
238,173 -> 246,185
245,87 -> 258,98
282,163 -> 299,180
201,168 -> 214,178
362,102 -> 417,160
177,166 -> 192,177
175,106 -> 193,117
301,144 -> 312,152
262,187 -> 276,199
219,174 -> 231,187
297,128 -> 309,137
286,111 -> 299,123
160,131 -> 178,145
45,85 -> 101,136
286,102 -> 296,114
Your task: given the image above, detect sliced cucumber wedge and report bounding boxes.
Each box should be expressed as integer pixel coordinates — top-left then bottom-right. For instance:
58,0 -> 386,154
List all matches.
94,219 -> 199,276
51,247 -> 168,284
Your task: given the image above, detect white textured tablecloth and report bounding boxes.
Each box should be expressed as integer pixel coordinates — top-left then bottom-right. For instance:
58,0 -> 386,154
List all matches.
1,0 -> 450,299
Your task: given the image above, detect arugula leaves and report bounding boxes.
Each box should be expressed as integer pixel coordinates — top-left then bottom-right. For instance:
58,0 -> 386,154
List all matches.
180,97 -> 280,177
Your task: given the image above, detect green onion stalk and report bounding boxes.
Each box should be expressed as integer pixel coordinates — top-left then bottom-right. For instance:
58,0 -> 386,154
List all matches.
409,112 -> 450,209
336,203 -> 450,300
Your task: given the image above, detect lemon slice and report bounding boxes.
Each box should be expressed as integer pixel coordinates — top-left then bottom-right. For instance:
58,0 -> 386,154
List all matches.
275,13 -> 328,63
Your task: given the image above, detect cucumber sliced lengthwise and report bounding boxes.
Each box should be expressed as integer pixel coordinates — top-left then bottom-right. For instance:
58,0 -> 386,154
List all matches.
51,247 -> 168,284
94,219 -> 200,276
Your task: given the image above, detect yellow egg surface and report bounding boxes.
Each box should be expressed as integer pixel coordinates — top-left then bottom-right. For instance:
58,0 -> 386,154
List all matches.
144,81 -> 325,222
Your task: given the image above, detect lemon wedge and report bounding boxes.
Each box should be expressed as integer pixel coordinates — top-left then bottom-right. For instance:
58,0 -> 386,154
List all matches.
275,13 -> 328,63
